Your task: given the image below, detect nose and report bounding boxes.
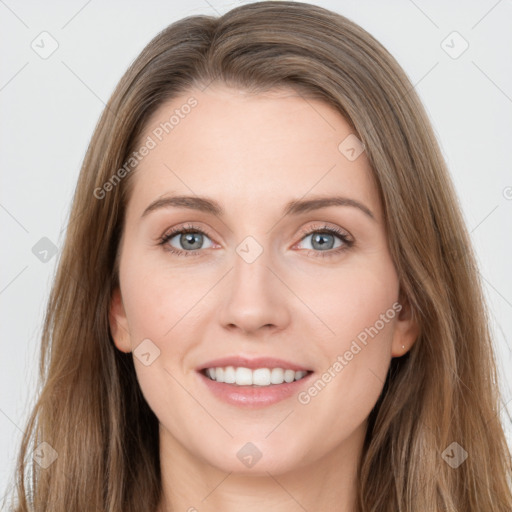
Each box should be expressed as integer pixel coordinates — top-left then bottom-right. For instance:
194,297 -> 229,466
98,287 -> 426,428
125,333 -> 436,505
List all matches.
218,248 -> 291,336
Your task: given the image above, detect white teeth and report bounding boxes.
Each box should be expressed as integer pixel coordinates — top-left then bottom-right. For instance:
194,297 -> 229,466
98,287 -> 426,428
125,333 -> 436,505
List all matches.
223,366 -> 236,383
284,369 -> 295,383
204,366 -> 309,386
235,367 -> 253,385
252,368 -> 270,386
270,368 -> 284,384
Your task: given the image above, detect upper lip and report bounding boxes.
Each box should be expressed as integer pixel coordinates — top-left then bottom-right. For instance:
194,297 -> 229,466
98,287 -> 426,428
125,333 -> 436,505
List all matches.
197,356 -> 312,372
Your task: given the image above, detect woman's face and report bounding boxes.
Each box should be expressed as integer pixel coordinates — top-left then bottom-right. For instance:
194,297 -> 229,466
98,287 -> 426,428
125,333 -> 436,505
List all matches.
109,84 -> 418,475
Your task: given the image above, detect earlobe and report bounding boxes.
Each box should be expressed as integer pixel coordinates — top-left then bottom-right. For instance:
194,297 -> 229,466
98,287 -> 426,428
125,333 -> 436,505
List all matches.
109,287 -> 132,353
391,293 -> 420,358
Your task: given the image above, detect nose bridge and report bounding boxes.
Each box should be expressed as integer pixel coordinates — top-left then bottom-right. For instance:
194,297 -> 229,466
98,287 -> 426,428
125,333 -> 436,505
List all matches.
218,236 -> 289,333
230,239 -> 276,306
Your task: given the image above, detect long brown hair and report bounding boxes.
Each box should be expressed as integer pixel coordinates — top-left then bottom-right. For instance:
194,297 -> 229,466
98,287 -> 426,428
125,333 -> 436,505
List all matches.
5,2 -> 511,510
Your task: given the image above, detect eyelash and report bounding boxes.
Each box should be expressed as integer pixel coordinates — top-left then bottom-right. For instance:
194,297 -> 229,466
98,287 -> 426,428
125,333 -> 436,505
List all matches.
157,223 -> 354,259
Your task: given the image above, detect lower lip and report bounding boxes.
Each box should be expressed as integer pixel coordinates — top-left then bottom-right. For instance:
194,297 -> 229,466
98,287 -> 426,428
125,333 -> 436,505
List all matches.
197,370 -> 314,408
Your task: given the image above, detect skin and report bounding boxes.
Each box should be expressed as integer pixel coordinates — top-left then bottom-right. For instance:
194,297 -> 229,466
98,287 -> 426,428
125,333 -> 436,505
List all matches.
109,84 -> 419,512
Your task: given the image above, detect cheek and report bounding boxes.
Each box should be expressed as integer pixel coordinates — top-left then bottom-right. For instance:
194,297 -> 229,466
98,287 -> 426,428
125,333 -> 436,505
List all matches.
300,262 -> 398,414
119,255 -> 198,425
301,259 -> 399,347
120,252 -> 206,342
291,270 -> 398,445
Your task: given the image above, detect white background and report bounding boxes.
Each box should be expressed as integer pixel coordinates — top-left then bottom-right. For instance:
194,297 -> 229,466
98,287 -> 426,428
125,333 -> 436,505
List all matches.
1,0 -> 511,503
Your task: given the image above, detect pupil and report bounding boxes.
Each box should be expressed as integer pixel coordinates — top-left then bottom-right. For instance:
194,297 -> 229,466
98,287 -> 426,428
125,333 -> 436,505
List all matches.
182,233 -> 202,250
313,233 -> 333,250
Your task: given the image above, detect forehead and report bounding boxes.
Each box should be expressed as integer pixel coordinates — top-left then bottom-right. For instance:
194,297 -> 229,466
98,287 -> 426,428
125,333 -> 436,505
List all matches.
126,84 -> 381,223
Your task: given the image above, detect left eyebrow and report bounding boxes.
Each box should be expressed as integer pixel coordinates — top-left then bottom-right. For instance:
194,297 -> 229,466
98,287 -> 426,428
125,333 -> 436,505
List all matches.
141,194 -> 376,222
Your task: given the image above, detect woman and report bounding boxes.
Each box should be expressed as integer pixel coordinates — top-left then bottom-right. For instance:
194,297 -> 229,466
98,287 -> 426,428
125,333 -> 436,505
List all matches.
6,1 -> 511,511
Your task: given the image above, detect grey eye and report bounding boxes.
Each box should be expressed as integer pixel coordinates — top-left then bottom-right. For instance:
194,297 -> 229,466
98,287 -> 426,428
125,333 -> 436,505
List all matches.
168,231 -> 214,251
299,231 -> 344,251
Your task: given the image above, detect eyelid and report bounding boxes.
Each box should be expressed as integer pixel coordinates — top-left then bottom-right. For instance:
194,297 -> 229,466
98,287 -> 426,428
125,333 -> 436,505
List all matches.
159,222 -> 217,246
294,222 -> 352,243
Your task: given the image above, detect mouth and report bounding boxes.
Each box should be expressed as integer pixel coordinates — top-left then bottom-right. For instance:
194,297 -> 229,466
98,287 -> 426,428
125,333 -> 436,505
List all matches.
197,365 -> 315,408
195,356 -> 314,407
199,366 -> 314,387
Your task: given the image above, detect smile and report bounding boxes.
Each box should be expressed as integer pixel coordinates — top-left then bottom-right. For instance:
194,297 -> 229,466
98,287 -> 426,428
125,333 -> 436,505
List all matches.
202,366 -> 312,386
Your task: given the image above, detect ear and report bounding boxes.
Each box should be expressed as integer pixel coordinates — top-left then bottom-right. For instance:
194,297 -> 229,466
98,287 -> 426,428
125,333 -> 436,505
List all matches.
109,287 -> 132,353
391,291 -> 419,358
